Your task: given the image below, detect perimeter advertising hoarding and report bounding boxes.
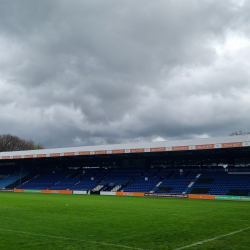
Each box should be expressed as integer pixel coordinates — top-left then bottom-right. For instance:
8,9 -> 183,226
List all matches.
0,189 -> 13,192
41,190 -> 72,194
100,191 -> 116,196
214,195 -> 250,201
188,194 -> 214,200
145,193 -> 188,198
13,189 -> 72,194
73,190 -> 88,195
14,189 -> 24,192
24,189 -> 41,193
116,192 -> 145,197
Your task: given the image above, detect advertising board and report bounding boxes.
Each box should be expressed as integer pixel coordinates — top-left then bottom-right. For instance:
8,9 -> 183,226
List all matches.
214,195 -> 250,201
41,190 -> 72,194
188,194 -> 214,200
145,193 -> 188,198
100,191 -> 116,196
0,189 -> 13,192
116,192 -> 145,197
24,189 -> 41,193
73,190 -> 88,195
14,189 -> 24,192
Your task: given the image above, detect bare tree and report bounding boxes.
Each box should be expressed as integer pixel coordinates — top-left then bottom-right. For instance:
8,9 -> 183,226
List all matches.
0,134 -> 44,152
229,131 -> 250,136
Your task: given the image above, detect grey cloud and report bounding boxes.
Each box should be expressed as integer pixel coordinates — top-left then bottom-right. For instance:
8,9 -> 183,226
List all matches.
0,0 -> 250,148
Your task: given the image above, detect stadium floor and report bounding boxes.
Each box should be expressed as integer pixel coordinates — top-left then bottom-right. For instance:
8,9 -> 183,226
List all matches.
0,193 -> 249,250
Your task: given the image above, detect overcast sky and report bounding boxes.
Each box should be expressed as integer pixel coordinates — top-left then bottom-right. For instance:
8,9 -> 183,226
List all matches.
0,0 -> 250,149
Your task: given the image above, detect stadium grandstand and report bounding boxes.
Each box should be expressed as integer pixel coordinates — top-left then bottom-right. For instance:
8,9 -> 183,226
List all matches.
0,134 -> 250,198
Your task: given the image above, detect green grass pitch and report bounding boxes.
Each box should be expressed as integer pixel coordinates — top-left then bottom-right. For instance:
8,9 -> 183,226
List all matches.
0,193 -> 249,250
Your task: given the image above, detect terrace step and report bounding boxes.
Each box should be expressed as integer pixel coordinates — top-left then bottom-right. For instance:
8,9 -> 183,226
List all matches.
111,185 -> 121,192
92,184 -> 104,192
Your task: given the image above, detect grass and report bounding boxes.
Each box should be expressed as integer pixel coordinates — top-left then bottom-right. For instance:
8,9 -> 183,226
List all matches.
0,193 -> 249,250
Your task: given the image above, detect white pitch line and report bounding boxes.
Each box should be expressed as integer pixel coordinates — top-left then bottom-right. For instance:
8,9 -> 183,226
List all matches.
0,228 -> 149,250
173,226 -> 250,250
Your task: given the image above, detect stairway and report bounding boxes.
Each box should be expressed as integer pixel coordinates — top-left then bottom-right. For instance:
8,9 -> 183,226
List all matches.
183,173 -> 201,194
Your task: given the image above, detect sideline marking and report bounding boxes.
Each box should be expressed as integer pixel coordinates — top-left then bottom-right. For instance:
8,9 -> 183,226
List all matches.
0,228 -> 148,250
173,226 -> 250,250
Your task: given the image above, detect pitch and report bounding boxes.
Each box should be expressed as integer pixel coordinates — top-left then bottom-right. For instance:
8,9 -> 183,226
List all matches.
0,193 -> 249,250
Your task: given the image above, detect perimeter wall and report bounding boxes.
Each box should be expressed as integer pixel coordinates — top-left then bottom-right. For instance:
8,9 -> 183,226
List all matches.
1,189 -> 248,201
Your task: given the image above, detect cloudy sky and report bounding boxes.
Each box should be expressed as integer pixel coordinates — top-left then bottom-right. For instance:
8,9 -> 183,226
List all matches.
0,0 -> 250,149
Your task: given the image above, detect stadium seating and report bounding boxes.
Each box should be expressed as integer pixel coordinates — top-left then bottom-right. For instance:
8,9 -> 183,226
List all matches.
187,171 -> 250,195
123,177 -> 160,192
4,166 -> 249,196
16,171 -> 69,190
49,174 -> 80,190
0,171 -> 29,188
99,167 -> 145,191
6,172 -> 38,189
70,175 -> 104,191
155,172 -> 197,193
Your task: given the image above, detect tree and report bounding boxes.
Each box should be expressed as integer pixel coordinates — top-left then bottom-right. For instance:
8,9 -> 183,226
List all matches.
0,134 -> 44,152
229,131 -> 250,136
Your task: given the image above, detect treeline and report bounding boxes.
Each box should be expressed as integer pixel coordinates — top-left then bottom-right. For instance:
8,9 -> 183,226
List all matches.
0,134 -> 44,152
229,131 -> 250,136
